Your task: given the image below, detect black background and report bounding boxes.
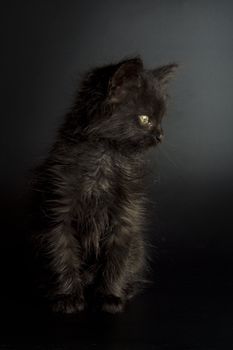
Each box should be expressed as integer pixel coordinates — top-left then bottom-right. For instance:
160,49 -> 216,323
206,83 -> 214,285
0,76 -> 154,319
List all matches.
1,1 -> 233,349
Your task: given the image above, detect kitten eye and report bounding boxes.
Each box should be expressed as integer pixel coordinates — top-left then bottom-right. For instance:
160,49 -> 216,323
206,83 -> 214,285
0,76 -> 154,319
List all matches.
138,115 -> 150,126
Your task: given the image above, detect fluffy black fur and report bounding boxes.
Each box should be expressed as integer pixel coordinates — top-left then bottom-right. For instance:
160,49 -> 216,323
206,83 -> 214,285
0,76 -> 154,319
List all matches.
29,56 -> 177,314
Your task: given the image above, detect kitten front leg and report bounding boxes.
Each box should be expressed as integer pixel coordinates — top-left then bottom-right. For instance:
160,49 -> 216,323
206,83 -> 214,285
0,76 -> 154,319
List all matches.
39,223 -> 85,314
96,201 -> 146,313
97,227 -> 132,313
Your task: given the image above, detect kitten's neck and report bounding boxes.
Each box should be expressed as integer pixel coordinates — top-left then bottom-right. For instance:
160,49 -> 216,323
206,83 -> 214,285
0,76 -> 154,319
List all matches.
82,135 -> 147,157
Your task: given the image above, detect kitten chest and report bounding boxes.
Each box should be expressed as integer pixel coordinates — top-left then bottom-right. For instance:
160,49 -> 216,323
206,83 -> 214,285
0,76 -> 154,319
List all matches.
78,149 -> 142,255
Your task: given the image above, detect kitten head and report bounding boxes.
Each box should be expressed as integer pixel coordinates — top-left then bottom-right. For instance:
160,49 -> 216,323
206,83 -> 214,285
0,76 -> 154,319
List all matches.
77,57 -> 178,151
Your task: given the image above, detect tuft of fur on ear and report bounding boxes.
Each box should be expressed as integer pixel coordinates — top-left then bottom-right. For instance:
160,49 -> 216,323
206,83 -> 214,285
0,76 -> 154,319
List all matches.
152,63 -> 178,88
108,57 -> 143,103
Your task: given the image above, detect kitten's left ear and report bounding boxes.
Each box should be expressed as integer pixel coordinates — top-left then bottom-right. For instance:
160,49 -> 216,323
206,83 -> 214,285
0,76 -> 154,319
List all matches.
108,57 -> 143,103
152,63 -> 178,89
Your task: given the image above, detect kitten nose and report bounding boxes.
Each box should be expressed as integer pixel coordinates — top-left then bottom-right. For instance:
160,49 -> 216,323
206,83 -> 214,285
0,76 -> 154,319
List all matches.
155,132 -> 163,142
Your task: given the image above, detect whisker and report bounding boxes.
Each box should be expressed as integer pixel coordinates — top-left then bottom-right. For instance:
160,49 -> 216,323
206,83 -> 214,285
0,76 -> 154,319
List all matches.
159,146 -> 180,170
163,139 -> 179,150
157,144 -> 188,184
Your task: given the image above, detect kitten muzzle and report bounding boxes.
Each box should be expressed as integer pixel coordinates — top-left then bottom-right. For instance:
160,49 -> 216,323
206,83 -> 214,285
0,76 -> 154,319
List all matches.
153,133 -> 163,143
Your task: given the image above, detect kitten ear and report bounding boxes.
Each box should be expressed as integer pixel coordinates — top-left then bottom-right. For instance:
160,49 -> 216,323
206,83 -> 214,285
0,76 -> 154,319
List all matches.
152,63 -> 178,88
108,57 -> 143,103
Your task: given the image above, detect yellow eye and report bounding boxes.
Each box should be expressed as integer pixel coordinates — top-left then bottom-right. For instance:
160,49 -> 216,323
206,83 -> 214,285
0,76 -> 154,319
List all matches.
138,115 -> 150,125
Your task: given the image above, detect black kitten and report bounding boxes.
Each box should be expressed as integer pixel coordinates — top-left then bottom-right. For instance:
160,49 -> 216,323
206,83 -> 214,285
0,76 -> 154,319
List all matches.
30,56 -> 177,314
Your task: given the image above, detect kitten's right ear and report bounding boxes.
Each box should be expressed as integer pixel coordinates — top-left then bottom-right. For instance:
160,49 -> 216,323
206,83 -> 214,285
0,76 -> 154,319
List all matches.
152,63 -> 178,89
108,57 -> 143,103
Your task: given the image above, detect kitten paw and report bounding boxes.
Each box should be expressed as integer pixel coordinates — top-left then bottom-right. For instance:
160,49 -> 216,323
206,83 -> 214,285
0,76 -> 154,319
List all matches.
51,295 -> 85,314
101,295 -> 125,314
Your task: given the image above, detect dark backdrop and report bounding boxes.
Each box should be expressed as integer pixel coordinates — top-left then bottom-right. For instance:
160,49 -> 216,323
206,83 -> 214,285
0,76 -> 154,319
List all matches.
1,1 -> 233,349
